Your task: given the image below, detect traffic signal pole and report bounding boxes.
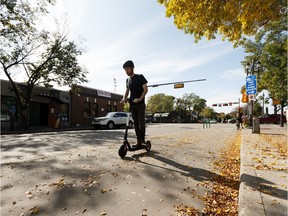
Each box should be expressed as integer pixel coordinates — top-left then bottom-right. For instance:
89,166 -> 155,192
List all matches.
147,79 -> 206,88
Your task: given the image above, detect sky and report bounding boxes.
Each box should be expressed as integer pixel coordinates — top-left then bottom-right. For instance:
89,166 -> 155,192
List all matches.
3,0 -> 266,114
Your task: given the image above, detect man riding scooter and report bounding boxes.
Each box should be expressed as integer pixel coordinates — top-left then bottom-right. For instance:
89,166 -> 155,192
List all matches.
120,60 -> 148,148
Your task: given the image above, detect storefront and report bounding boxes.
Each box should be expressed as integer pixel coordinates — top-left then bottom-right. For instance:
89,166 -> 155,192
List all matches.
1,80 -> 70,130
70,85 -> 124,127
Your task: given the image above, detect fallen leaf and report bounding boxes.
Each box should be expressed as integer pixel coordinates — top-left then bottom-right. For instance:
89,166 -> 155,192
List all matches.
270,200 -> 280,205
30,207 -> 39,214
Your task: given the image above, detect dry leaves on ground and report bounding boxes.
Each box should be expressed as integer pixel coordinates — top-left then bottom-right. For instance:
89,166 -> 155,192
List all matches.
174,131 -> 241,216
253,134 -> 287,171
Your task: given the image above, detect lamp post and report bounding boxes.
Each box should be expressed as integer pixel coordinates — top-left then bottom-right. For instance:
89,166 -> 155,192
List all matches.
245,59 -> 261,128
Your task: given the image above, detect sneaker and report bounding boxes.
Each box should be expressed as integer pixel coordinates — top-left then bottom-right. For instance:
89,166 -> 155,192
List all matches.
132,142 -> 143,148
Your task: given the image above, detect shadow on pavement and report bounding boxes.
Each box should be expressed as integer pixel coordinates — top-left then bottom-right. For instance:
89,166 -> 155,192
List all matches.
240,173 -> 288,200
130,151 -> 239,190
1,130 -> 126,162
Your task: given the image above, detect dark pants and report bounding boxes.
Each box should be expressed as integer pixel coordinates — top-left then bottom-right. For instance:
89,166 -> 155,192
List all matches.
130,103 -> 146,143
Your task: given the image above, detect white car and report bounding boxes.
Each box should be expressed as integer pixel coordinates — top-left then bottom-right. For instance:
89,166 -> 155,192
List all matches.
210,119 -> 218,123
92,112 -> 134,129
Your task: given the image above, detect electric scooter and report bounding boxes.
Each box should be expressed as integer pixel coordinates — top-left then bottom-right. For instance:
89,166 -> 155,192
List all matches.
118,110 -> 151,158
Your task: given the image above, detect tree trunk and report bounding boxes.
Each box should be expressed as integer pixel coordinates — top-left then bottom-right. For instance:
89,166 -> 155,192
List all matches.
280,101 -> 284,127
18,103 -> 30,130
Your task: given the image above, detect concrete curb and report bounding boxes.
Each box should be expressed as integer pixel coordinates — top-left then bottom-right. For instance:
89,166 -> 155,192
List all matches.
238,125 -> 288,216
238,129 -> 266,216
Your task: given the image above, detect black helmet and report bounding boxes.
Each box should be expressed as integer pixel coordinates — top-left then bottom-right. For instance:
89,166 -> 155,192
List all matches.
123,60 -> 134,68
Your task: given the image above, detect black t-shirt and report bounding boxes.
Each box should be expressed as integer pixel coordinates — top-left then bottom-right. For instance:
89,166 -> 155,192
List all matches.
126,74 -> 147,104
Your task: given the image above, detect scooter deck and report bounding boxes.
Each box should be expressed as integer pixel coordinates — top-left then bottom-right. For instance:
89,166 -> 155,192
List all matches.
129,145 -> 148,151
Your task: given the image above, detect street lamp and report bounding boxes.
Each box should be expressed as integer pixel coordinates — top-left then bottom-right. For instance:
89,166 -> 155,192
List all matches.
245,59 -> 261,128
246,60 -> 261,76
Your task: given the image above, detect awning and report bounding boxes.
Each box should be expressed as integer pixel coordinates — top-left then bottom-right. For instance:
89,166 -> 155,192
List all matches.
35,94 -> 65,104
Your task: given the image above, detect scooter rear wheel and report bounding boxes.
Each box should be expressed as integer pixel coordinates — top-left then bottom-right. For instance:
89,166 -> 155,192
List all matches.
118,144 -> 128,158
145,141 -> 151,152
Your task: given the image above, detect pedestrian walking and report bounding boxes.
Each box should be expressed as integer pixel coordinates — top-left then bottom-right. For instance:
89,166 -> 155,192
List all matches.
237,112 -> 244,129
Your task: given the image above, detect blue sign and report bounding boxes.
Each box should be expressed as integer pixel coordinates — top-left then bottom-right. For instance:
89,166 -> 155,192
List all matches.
246,74 -> 257,95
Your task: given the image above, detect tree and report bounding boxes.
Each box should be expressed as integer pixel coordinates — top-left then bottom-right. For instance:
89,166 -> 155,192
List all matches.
241,15 -> 287,124
200,107 -> 215,118
157,0 -> 286,46
146,93 -> 174,113
175,93 -> 195,114
175,93 -> 206,115
181,93 -> 195,113
0,0 -> 55,39
0,1 -> 88,129
192,96 -> 206,114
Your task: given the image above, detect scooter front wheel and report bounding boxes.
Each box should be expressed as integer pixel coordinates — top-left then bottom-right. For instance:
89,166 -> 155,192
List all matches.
118,144 -> 128,158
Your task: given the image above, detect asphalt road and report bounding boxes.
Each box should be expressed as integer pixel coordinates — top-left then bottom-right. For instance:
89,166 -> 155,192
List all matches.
1,123 -> 238,216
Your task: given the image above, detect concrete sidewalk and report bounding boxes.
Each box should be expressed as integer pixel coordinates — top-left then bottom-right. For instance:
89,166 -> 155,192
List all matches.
239,124 -> 287,216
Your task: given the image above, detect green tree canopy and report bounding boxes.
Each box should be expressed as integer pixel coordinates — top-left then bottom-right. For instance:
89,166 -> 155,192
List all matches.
192,96 -> 207,113
200,107 -> 215,118
0,0 -> 55,39
175,93 -> 206,114
157,0 -> 286,46
146,93 -> 174,113
242,16 -> 287,103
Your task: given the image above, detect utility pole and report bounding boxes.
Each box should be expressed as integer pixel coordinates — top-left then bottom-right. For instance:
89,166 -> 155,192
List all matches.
245,59 -> 261,130
262,92 -> 265,115
114,77 -> 117,93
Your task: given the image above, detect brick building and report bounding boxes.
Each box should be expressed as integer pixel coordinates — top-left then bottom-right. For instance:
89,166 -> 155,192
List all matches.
1,80 -> 124,130
70,85 -> 124,127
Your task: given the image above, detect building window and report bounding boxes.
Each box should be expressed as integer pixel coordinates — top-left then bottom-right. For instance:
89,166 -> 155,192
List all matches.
107,105 -> 111,112
1,96 -> 17,121
84,102 -> 90,117
92,103 -> 98,117
112,105 -> 117,112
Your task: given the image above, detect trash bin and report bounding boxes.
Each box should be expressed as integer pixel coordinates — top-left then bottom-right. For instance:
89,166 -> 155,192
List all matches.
252,117 -> 260,133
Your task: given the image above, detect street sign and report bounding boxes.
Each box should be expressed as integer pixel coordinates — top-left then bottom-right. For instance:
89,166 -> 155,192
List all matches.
246,75 -> 257,95
174,83 -> 184,89
249,94 -> 255,101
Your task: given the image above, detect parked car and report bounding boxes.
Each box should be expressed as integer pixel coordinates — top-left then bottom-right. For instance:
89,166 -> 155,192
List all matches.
145,113 -> 154,123
259,114 -> 287,124
228,118 -> 237,124
210,119 -> 217,123
92,112 -> 134,129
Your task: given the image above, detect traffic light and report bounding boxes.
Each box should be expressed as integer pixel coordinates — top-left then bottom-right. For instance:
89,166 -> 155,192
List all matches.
223,103 -> 228,106
241,92 -> 248,103
229,102 -> 232,106
174,83 -> 184,89
212,104 -> 217,107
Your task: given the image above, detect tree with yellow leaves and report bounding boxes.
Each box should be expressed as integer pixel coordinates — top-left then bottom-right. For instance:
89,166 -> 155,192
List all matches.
157,0 -> 286,46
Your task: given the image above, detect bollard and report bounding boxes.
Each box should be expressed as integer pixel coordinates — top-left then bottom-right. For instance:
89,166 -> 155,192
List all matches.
252,117 -> 260,133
